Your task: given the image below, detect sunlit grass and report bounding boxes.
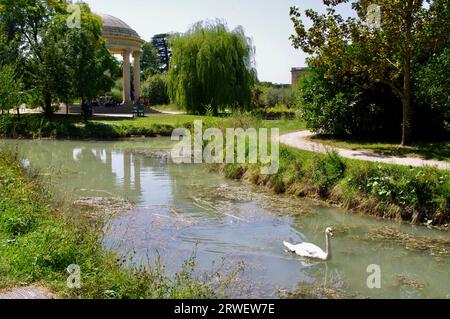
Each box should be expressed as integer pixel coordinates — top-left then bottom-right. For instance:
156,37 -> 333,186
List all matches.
0,113 -> 306,139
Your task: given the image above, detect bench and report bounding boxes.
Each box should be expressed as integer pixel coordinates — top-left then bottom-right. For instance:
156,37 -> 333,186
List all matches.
133,105 -> 145,118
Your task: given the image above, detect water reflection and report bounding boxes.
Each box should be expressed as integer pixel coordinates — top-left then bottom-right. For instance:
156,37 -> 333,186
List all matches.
3,139 -> 175,204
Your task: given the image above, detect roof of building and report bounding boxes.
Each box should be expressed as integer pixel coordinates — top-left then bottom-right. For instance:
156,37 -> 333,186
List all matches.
291,67 -> 308,72
99,14 -> 141,39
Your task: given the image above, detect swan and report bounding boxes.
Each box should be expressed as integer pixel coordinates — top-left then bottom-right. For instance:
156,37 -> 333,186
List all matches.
284,227 -> 334,261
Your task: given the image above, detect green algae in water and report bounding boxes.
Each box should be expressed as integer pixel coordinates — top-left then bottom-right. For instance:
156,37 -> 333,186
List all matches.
354,225 -> 450,257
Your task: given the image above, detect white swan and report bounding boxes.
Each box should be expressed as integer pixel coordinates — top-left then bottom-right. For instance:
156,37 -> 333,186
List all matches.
284,227 -> 334,261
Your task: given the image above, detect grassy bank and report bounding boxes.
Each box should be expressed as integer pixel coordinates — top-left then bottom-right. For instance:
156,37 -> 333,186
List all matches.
215,146 -> 450,227
0,149 -> 234,298
0,113 -> 304,139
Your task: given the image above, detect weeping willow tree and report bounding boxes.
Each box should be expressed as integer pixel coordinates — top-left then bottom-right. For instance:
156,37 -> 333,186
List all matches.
168,21 -> 257,115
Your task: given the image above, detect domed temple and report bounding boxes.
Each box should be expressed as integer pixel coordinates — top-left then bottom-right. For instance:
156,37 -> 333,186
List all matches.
99,14 -> 144,104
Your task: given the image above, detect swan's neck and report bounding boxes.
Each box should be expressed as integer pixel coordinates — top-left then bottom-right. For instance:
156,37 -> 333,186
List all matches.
325,234 -> 332,260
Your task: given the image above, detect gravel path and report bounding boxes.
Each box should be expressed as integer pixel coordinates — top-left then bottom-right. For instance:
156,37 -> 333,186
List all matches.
280,131 -> 450,170
0,286 -> 54,299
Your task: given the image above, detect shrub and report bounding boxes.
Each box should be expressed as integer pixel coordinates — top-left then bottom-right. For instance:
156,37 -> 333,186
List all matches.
251,86 -> 265,110
298,65 -> 402,139
266,87 -> 296,108
415,46 -> 450,138
141,74 -> 170,105
111,88 -> 123,102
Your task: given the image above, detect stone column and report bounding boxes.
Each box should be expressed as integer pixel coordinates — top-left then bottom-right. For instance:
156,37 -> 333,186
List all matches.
132,51 -> 141,104
122,50 -> 131,104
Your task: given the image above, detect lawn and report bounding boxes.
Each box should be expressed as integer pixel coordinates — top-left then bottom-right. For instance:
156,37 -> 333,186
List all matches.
97,113 -> 305,133
310,135 -> 450,163
0,113 -> 306,139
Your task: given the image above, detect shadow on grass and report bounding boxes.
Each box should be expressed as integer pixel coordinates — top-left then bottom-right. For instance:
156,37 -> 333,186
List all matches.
0,113 -> 175,139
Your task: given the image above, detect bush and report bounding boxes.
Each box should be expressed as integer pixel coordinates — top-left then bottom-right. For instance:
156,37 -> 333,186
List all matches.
266,87 -> 296,108
298,65 -> 402,139
111,88 -> 123,102
415,46 -> 450,138
251,86 -> 265,110
141,74 -> 170,106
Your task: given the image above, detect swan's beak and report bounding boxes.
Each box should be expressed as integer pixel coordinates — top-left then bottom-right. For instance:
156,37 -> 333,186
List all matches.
330,232 -> 334,238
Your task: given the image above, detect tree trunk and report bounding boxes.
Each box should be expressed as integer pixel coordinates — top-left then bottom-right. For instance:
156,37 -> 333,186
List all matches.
66,101 -> 69,117
402,0 -> 414,146
44,93 -> 53,118
81,98 -> 88,123
401,99 -> 412,146
401,61 -> 413,146
16,107 -> 21,120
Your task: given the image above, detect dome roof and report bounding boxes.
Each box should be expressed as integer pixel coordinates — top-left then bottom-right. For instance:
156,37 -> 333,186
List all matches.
99,14 -> 141,39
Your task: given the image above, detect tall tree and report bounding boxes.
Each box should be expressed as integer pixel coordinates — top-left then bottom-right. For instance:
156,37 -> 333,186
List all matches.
152,33 -> 171,73
0,64 -> 23,117
290,0 -> 450,145
62,5 -> 118,108
140,41 -> 161,79
0,0 -> 116,117
0,0 -> 69,116
168,21 -> 257,115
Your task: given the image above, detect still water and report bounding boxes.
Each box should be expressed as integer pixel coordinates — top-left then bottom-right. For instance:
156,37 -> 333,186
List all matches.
2,138 -> 449,298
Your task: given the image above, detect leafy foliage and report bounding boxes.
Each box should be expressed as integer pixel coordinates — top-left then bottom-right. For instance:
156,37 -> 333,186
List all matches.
266,87 -> 296,108
298,65 -> 401,138
168,21 -> 257,115
151,34 -> 171,73
0,1 -> 117,116
290,0 -> 450,145
0,65 -> 23,113
141,74 -> 170,106
140,41 -> 161,79
415,46 -> 450,137
347,165 -> 450,211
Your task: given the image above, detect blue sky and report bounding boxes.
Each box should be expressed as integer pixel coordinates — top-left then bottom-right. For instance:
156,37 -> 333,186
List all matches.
84,0 -> 353,84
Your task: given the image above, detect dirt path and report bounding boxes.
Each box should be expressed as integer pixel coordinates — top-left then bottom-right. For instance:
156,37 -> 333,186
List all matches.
280,131 -> 450,170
